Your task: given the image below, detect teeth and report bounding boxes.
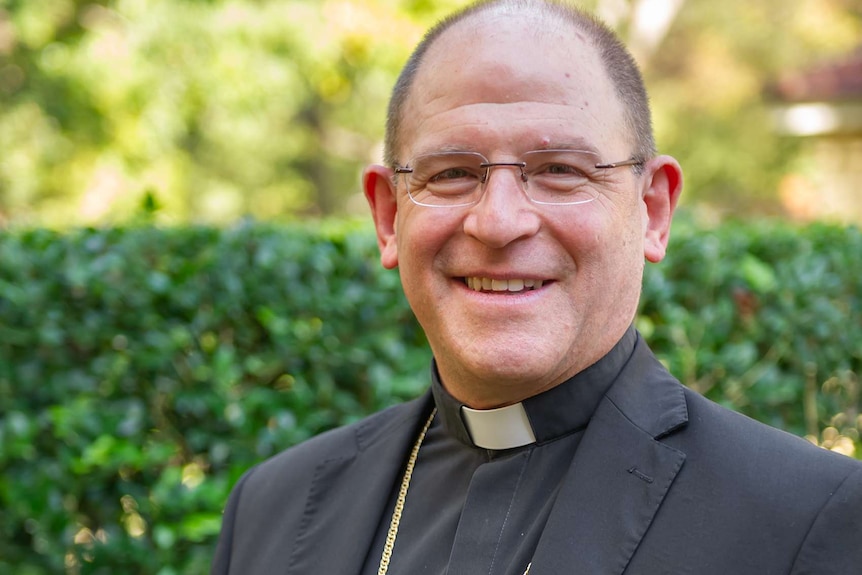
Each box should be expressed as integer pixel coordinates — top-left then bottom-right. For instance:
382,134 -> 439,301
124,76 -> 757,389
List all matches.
465,278 -> 544,292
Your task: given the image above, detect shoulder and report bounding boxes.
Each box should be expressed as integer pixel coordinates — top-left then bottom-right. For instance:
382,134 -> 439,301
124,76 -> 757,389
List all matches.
618,336 -> 861,483
212,393 -> 432,574
618,362 -> 862,570
675,388 -> 862,569
668,385 -> 862,527
614,336 -> 861,518
218,394 -> 429,534
680,385 -> 859,475
238,393 -> 430,494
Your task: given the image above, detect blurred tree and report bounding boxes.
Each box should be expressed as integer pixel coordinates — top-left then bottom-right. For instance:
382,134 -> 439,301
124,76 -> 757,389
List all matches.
635,0 -> 862,216
0,0 -> 860,226
0,0 -> 462,225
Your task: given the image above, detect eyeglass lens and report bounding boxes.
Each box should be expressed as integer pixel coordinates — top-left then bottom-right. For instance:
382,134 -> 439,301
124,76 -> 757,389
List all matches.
399,150 -> 623,207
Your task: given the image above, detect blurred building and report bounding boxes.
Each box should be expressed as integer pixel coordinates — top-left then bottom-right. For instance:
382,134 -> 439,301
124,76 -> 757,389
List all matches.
769,47 -> 862,223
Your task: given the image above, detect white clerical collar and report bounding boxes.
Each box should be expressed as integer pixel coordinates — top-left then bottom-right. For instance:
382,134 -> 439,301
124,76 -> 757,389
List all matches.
460,402 -> 537,450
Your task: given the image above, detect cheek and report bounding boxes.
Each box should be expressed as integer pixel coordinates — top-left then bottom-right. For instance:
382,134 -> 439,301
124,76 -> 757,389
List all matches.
550,198 -> 644,273
544,207 -> 604,251
397,202 -> 463,248
395,208 -> 456,290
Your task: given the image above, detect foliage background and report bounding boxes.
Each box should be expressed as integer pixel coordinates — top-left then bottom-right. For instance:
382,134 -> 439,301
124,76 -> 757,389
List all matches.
1,0 -> 861,226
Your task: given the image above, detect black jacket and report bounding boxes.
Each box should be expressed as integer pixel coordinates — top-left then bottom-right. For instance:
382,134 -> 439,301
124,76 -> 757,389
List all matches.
212,337 -> 862,574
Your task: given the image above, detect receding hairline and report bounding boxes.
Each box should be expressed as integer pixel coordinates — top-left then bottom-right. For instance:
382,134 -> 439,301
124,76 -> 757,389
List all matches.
383,0 -> 656,168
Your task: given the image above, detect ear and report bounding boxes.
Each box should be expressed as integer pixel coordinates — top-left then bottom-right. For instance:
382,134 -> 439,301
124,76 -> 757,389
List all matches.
363,164 -> 399,269
641,155 -> 683,263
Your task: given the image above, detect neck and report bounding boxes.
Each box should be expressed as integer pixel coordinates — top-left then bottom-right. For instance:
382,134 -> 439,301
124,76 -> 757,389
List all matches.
432,338 -> 626,409
434,362 -> 581,409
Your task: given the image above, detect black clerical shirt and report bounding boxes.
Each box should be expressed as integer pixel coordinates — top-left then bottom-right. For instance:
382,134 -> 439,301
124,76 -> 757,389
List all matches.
361,327 -> 638,575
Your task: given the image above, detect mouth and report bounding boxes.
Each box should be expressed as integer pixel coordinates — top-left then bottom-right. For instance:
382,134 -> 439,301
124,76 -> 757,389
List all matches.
463,277 -> 545,293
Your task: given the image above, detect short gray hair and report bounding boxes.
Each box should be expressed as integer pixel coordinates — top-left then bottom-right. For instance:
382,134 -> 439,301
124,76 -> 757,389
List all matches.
383,0 -> 656,168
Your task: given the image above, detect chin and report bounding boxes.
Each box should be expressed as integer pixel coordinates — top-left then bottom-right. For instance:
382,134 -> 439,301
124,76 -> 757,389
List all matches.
458,345 -> 566,384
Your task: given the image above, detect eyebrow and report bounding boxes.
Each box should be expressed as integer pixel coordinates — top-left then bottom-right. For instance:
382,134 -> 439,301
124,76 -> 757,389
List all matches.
410,138 -> 603,158
534,138 -> 601,154
415,144 -> 483,156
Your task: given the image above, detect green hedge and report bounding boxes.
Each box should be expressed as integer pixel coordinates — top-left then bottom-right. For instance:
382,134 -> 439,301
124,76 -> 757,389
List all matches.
0,219 -> 859,574
640,219 -> 861,444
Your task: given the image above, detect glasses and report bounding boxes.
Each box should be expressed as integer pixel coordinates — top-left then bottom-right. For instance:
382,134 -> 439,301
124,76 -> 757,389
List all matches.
394,149 -> 644,208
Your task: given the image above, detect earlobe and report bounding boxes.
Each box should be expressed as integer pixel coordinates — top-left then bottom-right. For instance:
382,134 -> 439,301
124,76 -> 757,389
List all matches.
641,155 -> 683,263
363,164 -> 399,269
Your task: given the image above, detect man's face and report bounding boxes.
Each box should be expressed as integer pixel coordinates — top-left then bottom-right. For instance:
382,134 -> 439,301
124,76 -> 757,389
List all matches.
365,15 -> 680,408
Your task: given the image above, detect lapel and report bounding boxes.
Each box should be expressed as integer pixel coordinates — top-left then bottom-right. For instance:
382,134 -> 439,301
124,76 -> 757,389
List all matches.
530,338 -> 689,574
285,392 -> 435,575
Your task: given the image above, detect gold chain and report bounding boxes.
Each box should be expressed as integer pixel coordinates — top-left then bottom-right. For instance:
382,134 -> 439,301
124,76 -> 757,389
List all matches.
375,407 -> 532,575
377,408 -> 437,575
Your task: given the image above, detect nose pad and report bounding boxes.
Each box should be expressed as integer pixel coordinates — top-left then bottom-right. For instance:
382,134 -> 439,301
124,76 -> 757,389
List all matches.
480,162 -> 528,186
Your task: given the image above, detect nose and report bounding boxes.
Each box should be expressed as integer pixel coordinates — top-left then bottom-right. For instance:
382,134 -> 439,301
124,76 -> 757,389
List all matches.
462,163 -> 541,248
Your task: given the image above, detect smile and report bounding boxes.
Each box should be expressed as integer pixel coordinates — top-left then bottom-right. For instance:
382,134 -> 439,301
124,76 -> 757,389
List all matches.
464,277 -> 545,293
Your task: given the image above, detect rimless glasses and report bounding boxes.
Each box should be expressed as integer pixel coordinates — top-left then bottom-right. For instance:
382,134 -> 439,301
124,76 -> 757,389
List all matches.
394,149 -> 644,208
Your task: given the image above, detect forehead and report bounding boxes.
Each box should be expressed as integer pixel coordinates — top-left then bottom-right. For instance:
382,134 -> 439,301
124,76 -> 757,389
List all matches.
398,11 -> 628,157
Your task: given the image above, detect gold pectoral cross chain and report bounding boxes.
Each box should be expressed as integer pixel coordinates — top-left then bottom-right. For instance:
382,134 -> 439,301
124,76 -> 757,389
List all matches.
376,408 -> 534,575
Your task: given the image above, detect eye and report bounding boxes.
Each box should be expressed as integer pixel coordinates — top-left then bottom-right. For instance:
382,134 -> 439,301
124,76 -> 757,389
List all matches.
524,152 -> 598,200
542,162 -> 588,177
429,167 -> 476,182
523,150 -> 598,180
531,161 -> 591,184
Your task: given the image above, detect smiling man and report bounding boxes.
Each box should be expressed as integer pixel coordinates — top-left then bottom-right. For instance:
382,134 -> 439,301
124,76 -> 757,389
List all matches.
212,2 -> 862,574
364,3 -> 677,411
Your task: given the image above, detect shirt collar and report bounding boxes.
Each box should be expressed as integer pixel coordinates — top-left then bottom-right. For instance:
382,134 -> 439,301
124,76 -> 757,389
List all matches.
431,326 -> 638,450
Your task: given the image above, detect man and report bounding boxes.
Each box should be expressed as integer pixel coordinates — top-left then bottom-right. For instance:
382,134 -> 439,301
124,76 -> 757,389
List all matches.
212,1 -> 862,573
